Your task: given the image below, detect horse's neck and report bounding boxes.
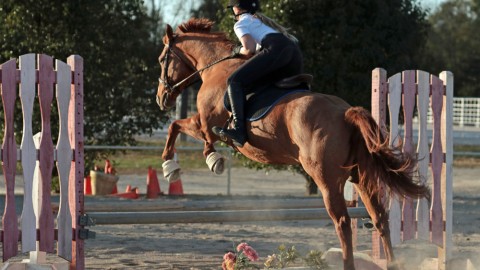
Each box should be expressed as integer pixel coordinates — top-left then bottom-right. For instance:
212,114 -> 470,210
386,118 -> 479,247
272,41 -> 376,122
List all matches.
185,38 -> 244,107
191,42 -> 242,88
195,58 -> 243,113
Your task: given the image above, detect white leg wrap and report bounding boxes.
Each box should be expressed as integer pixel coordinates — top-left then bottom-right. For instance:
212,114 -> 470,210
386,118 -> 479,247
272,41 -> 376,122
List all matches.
162,159 -> 181,183
206,152 -> 225,175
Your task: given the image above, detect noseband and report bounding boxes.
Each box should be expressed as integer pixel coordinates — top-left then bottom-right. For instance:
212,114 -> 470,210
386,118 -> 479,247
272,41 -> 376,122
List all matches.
158,39 -> 237,107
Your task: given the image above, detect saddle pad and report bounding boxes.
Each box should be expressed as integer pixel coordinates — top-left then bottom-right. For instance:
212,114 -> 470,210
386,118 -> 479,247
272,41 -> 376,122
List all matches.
224,87 -> 310,121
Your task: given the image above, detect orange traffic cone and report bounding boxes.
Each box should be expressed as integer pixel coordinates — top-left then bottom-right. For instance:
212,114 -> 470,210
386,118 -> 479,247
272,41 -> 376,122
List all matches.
168,179 -> 184,195
168,152 -> 184,195
84,175 -> 92,195
147,167 -> 162,199
111,185 -> 139,199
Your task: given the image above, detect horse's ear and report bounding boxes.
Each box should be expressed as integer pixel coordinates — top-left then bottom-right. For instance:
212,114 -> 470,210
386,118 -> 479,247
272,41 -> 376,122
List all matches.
165,24 -> 174,44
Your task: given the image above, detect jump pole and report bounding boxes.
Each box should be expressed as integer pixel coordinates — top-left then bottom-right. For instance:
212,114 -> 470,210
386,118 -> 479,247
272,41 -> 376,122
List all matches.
88,207 -> 369,225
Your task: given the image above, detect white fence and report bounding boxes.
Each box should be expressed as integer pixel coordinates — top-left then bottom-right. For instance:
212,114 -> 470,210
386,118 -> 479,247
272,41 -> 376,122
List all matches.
421,97 -> 480,127
452,98 -> 480,127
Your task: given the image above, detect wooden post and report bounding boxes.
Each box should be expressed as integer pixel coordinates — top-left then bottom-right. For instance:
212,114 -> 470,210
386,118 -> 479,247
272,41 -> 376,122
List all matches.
370,68 -> 387,262
68,55 -> 85,270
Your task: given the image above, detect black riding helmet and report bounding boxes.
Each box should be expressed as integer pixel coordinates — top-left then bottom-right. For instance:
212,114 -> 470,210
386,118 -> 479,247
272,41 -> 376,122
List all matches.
227,0 -> 260,14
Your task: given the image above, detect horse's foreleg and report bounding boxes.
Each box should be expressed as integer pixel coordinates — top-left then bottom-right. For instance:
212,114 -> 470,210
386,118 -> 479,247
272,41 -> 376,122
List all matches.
203,141 -> 225,174
162,116 -> 204,160
162,115 -> 226,174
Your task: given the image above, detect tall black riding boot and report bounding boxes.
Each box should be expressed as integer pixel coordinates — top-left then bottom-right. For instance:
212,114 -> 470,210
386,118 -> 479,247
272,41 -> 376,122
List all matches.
212,83 -> 246,147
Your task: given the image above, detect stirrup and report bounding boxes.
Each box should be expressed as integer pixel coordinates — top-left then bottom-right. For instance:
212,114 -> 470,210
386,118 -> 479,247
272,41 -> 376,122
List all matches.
220,128 -> 246,147
212,126 -> 228,142
212,126 -> 246,147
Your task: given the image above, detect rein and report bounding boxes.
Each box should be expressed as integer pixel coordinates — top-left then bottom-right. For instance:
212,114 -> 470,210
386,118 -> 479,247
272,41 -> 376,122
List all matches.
158,43 -> 237,99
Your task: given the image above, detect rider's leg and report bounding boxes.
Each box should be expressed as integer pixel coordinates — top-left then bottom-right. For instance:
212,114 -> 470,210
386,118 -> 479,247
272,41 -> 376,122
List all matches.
213,82 -> 246,147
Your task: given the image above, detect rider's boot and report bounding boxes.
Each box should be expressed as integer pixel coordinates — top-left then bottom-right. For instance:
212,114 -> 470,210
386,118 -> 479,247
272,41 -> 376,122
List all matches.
212,82 -> 246,147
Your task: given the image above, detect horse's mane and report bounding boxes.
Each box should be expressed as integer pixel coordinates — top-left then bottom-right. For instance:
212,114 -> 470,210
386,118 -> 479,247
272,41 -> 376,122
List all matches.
176,18 -> 215,34
176,18 -> 234,51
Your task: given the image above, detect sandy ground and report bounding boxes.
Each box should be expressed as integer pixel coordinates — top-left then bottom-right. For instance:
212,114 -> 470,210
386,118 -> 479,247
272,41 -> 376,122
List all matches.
1,166 -> 479,269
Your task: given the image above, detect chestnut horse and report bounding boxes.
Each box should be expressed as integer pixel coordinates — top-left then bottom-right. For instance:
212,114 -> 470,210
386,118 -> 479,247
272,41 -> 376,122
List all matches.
156,18 -> 429,270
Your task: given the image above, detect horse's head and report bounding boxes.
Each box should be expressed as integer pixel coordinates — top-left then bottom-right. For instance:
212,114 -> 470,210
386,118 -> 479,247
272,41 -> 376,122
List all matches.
156,24 -> 201,111
156,18 -> 236,112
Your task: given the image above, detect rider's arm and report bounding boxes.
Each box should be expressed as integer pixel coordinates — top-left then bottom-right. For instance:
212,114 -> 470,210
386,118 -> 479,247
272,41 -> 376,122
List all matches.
239,34 -> 257,56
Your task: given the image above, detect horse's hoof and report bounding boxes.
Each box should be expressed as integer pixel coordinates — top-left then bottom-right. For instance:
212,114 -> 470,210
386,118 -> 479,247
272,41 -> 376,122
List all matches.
162,159 -> 181,182
206,152 -> 225,175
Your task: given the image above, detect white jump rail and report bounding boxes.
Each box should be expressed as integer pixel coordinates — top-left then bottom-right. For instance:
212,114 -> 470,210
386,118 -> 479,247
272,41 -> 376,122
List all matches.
371,68 -> 453,270
0,54 -> 85,269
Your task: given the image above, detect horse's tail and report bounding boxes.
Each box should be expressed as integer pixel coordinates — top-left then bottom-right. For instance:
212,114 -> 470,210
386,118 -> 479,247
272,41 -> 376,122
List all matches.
345,107 -> 430,200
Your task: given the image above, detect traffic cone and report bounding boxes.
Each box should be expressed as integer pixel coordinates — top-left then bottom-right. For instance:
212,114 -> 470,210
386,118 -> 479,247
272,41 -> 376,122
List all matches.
147,167 -> 162,199
84,175 -> 92,195
168,152 -> 184,195
104,159 -> 112,173
111,185 -> 139,199
168,179 -> 184,195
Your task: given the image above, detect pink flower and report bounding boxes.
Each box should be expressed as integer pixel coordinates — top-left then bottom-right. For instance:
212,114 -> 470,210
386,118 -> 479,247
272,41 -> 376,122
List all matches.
222,252 -> 236,270
236,242 -> 249,252
223,252 -> 236,261
242,245 -> 259,261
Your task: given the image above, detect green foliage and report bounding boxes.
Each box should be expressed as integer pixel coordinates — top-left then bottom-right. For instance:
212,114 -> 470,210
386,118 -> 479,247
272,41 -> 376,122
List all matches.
422,0 -> 480,97
303,250 -> 330,270
264,244 -> 301,269
0,0 -> 168,171
192,0 -> 223,21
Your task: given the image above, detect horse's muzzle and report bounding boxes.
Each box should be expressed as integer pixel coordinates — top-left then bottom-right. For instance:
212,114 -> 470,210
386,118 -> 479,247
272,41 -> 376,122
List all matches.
156,93 -> 173,111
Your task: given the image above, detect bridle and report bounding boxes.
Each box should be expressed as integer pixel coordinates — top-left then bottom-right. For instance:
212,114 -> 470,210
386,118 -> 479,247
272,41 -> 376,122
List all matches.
158,38 -> 237,108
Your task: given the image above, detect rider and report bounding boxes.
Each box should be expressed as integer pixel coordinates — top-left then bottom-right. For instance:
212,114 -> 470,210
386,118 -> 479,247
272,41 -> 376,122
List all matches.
212,0 -> 304,147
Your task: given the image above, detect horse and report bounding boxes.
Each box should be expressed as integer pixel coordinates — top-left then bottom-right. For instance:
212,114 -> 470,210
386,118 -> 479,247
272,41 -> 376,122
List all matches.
155,18 -> 429,270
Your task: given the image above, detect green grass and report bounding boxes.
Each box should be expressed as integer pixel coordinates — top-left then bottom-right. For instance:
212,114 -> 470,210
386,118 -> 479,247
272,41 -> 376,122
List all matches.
90,139 -> 240,174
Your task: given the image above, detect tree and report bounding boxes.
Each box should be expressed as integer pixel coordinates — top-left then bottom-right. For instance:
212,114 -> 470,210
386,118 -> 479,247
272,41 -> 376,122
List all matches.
422,0 -> 480,97
0,0 -> 168,170
192,0 -> 223,21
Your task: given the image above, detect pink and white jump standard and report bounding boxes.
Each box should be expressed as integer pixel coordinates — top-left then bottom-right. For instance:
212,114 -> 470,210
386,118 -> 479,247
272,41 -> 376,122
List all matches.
371,68 -> 453,270
0,54 -> 85,269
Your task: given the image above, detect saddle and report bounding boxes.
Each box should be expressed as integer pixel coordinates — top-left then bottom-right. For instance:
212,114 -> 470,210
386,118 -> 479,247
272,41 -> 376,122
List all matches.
275,74 -> 313,89
224,73 -> 313,122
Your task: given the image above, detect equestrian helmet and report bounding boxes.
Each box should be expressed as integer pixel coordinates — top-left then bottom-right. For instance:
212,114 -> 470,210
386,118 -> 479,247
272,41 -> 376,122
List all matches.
227,0 -> 260,13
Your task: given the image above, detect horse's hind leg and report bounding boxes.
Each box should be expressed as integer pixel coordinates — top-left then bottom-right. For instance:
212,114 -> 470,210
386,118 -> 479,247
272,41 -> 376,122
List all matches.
353,174 -> 398,268
322,189 -> 355,270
